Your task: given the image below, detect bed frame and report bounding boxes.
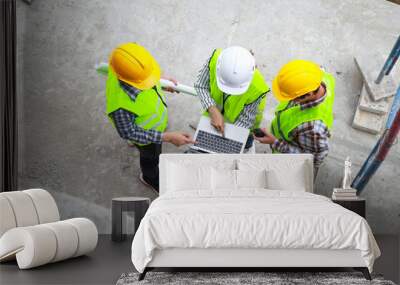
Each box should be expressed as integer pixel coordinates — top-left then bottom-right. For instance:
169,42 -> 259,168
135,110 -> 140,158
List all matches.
139,248 -> 371,280
138,154 -> 372,281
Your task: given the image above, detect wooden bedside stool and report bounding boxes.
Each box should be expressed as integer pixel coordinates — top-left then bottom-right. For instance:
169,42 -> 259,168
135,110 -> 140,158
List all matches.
332,198 -> 366,218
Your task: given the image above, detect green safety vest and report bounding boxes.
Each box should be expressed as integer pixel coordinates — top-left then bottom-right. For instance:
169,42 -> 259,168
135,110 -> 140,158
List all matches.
270,72 -> 335,144
205,49 -> 270,129
105,68 -> 168,146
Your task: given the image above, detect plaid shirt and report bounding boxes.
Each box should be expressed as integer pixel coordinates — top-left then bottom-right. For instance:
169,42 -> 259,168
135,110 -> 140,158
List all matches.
271,94 -> 331,170
109,81 -> 163,145
194,55 -> 266,129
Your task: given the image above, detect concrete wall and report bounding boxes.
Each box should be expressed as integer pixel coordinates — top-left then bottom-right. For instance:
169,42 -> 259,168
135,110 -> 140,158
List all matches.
17,0 -> 400,234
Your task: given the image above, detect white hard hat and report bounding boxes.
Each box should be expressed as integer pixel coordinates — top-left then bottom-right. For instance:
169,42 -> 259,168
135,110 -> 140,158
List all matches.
216,46 -> 255,95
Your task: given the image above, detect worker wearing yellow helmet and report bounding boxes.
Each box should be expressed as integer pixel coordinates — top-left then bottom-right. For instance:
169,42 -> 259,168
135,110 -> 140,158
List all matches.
194,46 -> 270,151
254,60 -> 335,175
106,43 -> 194,193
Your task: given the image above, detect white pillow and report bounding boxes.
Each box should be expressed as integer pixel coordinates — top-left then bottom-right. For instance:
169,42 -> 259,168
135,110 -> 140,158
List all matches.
211,169 -> 268,191
266,168 -> 306,191
167,163 -> 212,191
211,168 -> 237,191
237,158 -> 309,192
236,169 -> 268,189
166,158 -> 236,171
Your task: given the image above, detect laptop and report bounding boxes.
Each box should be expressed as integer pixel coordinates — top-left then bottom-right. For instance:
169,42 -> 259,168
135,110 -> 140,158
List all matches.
190,116 -> 249,154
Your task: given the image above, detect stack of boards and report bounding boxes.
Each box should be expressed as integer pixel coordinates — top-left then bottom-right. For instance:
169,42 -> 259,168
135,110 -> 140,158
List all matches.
353,53 -> 398,134
332,188 -> 358,201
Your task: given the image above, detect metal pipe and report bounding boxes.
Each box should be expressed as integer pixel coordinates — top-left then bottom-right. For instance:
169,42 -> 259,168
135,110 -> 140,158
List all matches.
352,108 -> 400,193
375,35 -> 400,84
385,83 -> 400,128
351,137 -> 380,190
352,86 -> 400,193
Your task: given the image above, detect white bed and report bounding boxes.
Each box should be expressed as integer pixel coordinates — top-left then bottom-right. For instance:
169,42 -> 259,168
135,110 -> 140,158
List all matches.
131,154 -> 380,280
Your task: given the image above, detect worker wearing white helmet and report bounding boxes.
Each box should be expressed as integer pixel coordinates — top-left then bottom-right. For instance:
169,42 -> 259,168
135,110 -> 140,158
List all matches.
194,46 -> 270,150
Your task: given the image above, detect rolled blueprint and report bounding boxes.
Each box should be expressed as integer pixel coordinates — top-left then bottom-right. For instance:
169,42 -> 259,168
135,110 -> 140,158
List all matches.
159,79 -> 197,96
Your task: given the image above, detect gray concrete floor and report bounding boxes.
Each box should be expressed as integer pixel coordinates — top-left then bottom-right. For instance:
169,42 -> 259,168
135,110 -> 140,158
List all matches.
16,0 -> 400,235
0,235 -> 398,285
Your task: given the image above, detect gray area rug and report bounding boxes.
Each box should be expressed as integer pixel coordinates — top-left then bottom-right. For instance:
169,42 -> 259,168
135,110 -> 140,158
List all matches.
116,272 -> 396,285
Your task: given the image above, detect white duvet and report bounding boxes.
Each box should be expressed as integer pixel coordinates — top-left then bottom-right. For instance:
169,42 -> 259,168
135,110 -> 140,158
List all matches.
131,190 -> 380,273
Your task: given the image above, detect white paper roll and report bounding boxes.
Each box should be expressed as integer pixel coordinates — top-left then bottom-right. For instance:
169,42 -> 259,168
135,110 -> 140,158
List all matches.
159,79 -> 197,96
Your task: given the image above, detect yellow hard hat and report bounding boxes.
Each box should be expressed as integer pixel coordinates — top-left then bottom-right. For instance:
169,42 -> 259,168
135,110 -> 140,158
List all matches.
109,43 -> 161,90
272,60 -> 323,102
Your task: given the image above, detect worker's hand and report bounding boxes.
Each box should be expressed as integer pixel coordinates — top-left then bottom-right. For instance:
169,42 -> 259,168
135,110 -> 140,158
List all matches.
161,76 -> 179,93
254,128 -> 277,145
162,131 -> 195,146
208,106 -> 225,136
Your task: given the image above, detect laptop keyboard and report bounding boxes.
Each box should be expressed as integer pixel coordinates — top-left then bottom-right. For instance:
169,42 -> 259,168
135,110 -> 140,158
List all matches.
194,130 -> 243,153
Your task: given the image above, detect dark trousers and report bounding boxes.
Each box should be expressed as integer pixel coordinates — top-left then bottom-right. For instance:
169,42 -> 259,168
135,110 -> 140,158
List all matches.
137,143 -> 162,191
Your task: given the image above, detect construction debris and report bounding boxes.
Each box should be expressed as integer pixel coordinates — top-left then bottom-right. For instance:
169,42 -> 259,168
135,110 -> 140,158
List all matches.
352,106 -> 386,134
358,84 -> 392,115
354,54 -> 397,101
352,52 -> 398,135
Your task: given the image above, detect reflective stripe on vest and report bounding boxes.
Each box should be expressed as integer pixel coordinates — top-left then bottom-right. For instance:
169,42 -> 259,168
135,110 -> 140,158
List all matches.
270,72 -> 335,142
205,48 -> 270,129
105,68 -> 168,145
